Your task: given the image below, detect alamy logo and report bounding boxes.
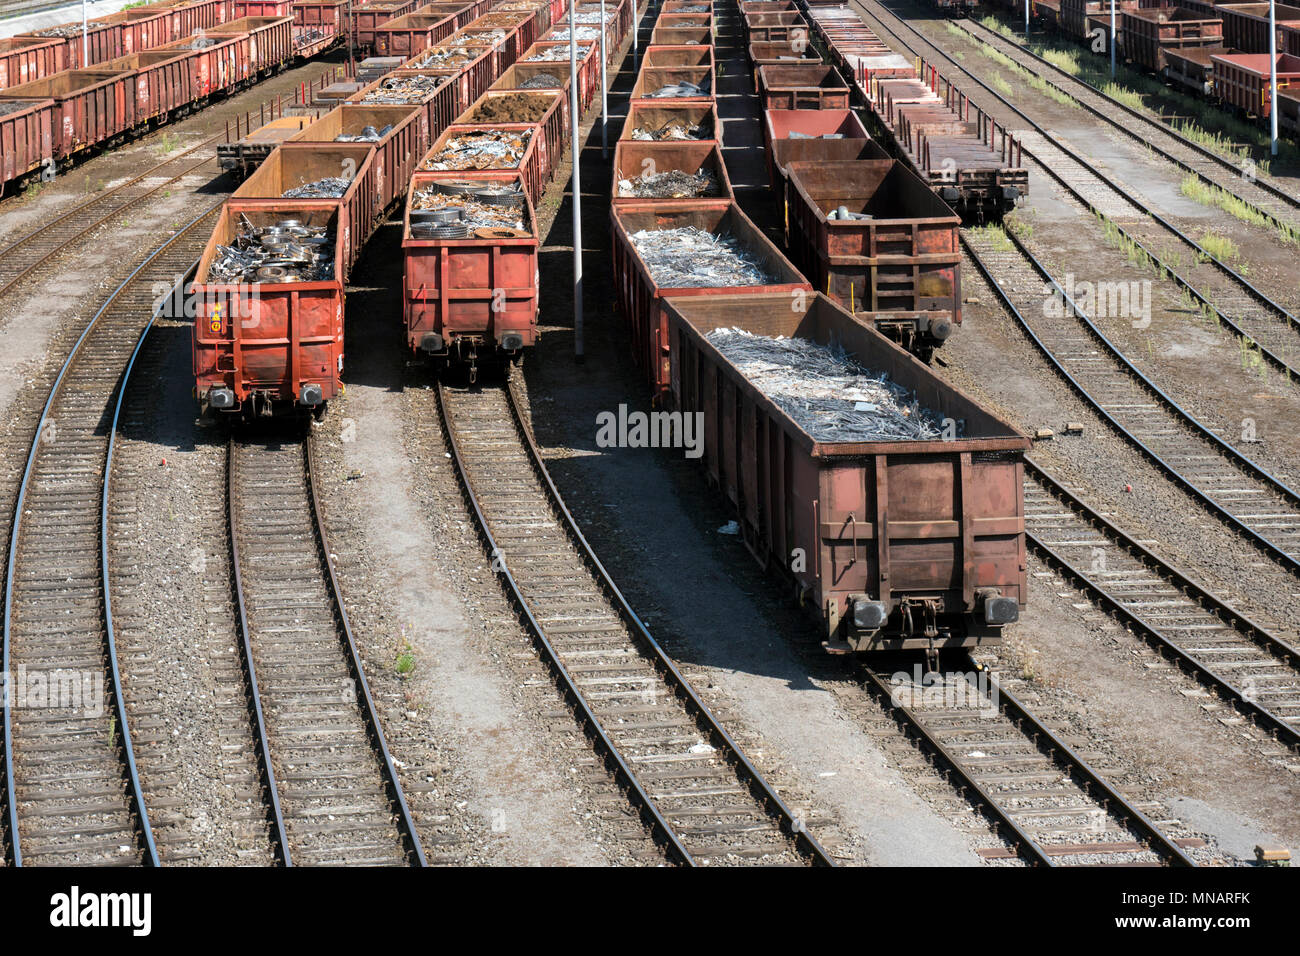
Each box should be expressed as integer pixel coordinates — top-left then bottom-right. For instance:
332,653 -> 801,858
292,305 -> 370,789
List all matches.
50,887 -> 151,936
595,404 -> 704,459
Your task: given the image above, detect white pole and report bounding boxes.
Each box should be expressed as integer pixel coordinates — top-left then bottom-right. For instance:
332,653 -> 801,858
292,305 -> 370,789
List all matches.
1270,0 -> 1279,156
82,0 -> 88,67
600,0 -> 608,157
1024,0 -> 1029,35
633,0 -> 638,68
569,4 -> 584,359
1109,0 -> 1116,76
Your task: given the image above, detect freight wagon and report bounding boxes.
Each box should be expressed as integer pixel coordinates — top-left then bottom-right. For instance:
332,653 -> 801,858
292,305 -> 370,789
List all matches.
783,159 -> 962,358
373,8 -> 465,57
1212,51 -> 1300,117
762,107 -> 885,187
0,37 -> 64,92
611,139 -> 733,207
0,98 -> 56,192
610,201 -> 811,397
1122,6 -> 1224,72
402,169 -> 540,374
1216,2 -> 1300,54
663,293 -> 1029,654
286,102 -> 429,210
756,63 -> 851,109
0,69 -> 136,160
192,202 -> 347,417
351,0 -> 421,50
204,17 -> 295,74
622,101 -> 721,144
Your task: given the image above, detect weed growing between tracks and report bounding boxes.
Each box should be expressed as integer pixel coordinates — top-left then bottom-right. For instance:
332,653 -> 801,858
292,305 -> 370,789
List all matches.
970,222 -> 1013,251
1180,174 -> 1300,245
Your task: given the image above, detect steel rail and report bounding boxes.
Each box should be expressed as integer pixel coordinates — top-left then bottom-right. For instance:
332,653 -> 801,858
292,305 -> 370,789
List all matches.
225,440 -> 293,867
960,14 -> 1300,216
961,230 -> 1300,579
436,378 -> 835,867
1024,459 -> 1300,750
842,0 -> 1300,369
0,204 -> 222,866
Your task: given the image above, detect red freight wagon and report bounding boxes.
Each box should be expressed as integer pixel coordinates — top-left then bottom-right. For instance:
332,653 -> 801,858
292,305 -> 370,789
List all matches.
744,11 -> 807,43
651,24 -> 712,45
164,0 -> 235,39
0,37 -> 64,92
231,142 -> 381,272
762,108 -> 884,187
757,63 -> 850,109
20,18 -> 123,70
489,58 -> 576,110
114,6 -> 178,54
192,202 -> 346,416
349,70 -> 459,143
664,292 -> 1030,653
402,169 -> 540,368
1122,7 -> 1224,72
206,17 -> 295,73
0,69 -> 135,158
1279,85 -> 1300,132
784,160 -> 962,357
461,89 -> 568,164
104,48 -> 195,121
1164,43 -> 1222,92
1216,3 -> 1300,53
621,101 -> 721,145
294,0 -> 349,31
643,44 -> 715,70
520,40 -> 600,109
153,32 -> 247,97
748,39 -> 818,86
1060,0 -> 1141,39
610,201 -> 811,397
351,0 -> 419,49
287,103 -> 427,211
232,0 -> 294,16
422,122 -> 547,204
373,10 -> 462,57
611,140 -> 733,207
0,98 -> 56,191
1212,51 -> 1300,116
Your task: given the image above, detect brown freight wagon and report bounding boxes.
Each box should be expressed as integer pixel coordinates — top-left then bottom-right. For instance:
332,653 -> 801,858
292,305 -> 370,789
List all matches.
1279,85 -> 1300,133
153,32 -> 248,97
762,108 -> 885,188
757,63 -> 850,110
0,37 -> 64,92
405,45 -> 497,116
611,140 -> 733,206
0,69 -> 135,159
168,0 -> 236,37
233,0 -> 294,16
1059,0 -> 1141,39
621,101 -> 720,144
192,202 -> 346,416
0,98 -> 56,192
20,18 -> 123,71
1212,51 -> 1300,116
205,17 -> 296,74
294,0 -> 349,33
402,168 -> 539,366
231,142 -> 381,272
650,24 -> 712,45
349,70 -> 460,146
422,122 -> 547,203
1216,3 -> 1300,53
663,292 -> 1028,653
490,58 -> 576,107
630,65 -> 714,103
748,39 -> 818,87
609,201 -> 811,397
351,0 -> 420,50
643,44 -> 715,71
520,41 -> 600,110
373,10 -> 462,57
784,159 -> 961,357
744,11 -> 808,43
104,48 -> 196,122
217,114 -> 312,178
1122,6 -> 1224,72
1164,43 -> 1222,92
288,103 -> 428,210
459,89 -> 567,173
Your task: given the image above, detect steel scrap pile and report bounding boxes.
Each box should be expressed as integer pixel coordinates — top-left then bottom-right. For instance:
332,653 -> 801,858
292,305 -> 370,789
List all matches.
422,128 -> 532,170
520,72 -> 563,89
177,36 -> 220,49
705,328 -> 946,442
617,168 -> 719,199
410,180 -> 529,237
547,26 -> 601,41
409,46 -> 480,67
336,123 -> 393,143
359,73 -> 448,104
630,117 -> 712,140
451,30 -> 506,46
210,218 -> 335,284
629,227 -> 775,289
282,177 -> 352,199
642,76 -> 711,99
525,44 -> 589,60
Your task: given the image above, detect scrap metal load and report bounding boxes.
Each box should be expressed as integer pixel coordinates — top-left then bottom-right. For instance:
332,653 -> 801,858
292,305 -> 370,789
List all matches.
802,3 -> 1028,218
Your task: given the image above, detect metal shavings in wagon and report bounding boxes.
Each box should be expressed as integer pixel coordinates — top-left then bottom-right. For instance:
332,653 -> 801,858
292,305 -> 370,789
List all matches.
642,77 -> 711,98
411,186 -> 528,232
409,46 -> 481,67
704,328 -> 947,442
525,44 -> 590,60
547,26 -> 601,41
336,123 -> 393,142
423,128 -> 532,170
629,227 -> 775,288
359,73 -> 448,104
617,168 -> 719,199
520,72 -> 563,88
630,118 -> 711,140
282,177 -> 352,198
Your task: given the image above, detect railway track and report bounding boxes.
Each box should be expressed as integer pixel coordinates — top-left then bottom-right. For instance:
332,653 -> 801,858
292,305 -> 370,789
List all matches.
1024,460 -> 1300,749
846,0 -> 1300,380
0,205 -> 221,866
962,224 -> 1300,576
437,377 -> 834,866
959,15 -> 1300,227
860,653 -> 1201,865
226,430 -> 426,866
